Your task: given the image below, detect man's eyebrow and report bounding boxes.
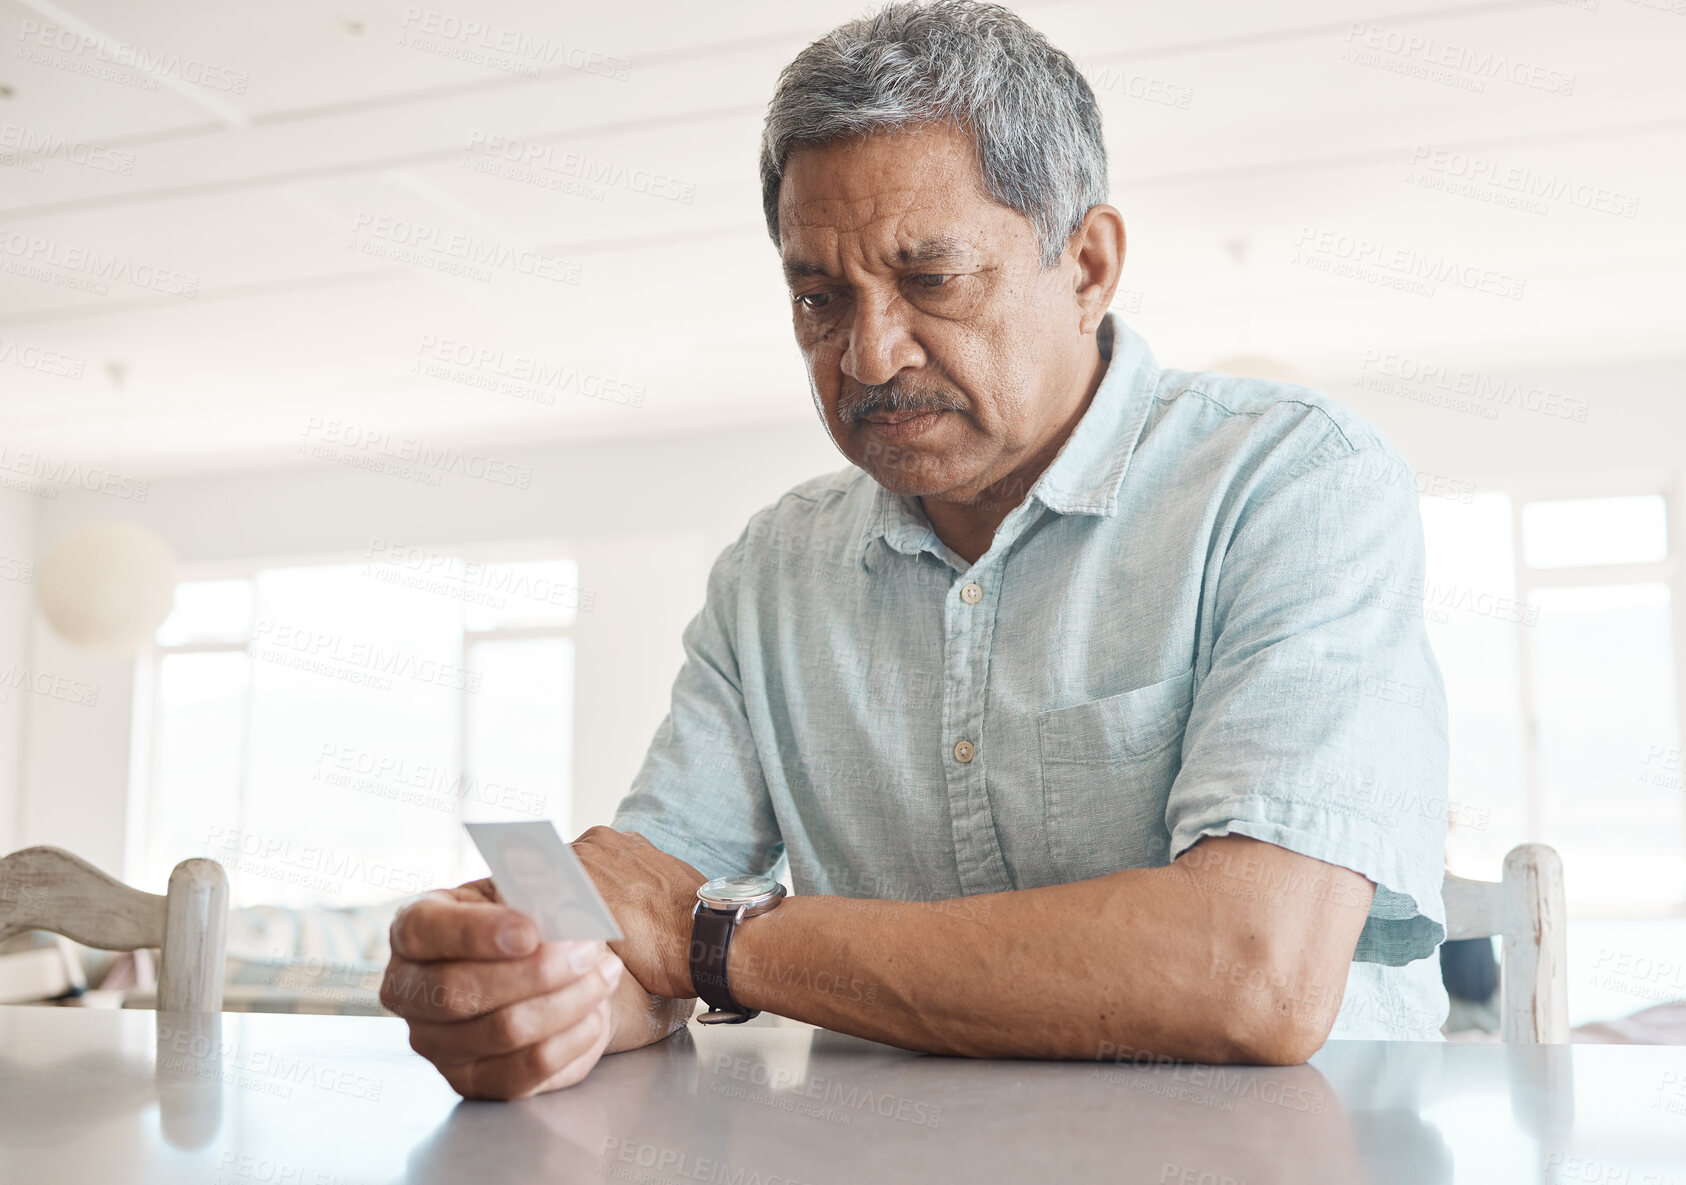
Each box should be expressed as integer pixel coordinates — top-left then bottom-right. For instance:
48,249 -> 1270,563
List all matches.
782,257 -> 832,283
781,236 -> 979,283
893,236 -> 976,268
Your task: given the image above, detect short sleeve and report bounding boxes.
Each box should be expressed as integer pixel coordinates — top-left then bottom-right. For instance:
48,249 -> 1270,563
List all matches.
609,527 -> 784,880
1165,433 -> 1449,966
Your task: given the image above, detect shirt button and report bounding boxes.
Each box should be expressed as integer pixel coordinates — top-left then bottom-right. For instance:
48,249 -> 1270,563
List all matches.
953,739 -> 975,763
960,582 -> 983,605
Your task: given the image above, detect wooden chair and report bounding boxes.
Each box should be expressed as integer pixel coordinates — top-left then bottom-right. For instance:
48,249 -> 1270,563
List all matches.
1442,843 -> 1567,1043
0,846 -> 227,1012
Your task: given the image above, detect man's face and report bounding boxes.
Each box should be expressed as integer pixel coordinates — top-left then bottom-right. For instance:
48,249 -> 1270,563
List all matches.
778,121 -> 1090,504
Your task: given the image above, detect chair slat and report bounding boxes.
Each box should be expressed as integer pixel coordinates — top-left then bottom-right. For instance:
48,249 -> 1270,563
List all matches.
0,847 -> 166,949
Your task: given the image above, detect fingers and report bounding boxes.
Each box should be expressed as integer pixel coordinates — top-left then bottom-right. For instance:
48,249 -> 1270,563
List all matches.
390,888 -> 537,962
439,1007 -> 608,1100
383,938 -> 610,1021
407,950 -> 624,1064
527,996 -> 616,1094
429,969 -> 622,1101
452,877 -> 498,904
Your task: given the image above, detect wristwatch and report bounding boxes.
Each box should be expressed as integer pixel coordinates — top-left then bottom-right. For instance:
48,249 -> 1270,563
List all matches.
690,874 -> 785,1024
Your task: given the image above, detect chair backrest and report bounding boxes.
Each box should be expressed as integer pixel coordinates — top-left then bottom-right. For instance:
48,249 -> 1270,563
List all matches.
0,846 -> 227,1012
1442,843 -> 1567,1043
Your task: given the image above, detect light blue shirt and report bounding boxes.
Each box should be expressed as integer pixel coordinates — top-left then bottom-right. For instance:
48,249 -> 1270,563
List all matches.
613,312 -> 1451,1040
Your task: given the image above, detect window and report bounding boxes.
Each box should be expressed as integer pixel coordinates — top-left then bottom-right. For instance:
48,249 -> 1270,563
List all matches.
137,551 -> 578,908
1425,489 -> 1686,918
1522,495 -> 1668,569
1531,583 -> 1680,911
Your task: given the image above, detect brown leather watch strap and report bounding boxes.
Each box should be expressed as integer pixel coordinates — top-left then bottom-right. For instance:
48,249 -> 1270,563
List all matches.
690,904 -> 755,1021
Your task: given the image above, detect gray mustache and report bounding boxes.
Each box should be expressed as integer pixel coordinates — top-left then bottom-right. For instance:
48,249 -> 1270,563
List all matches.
838,381 -> 967,423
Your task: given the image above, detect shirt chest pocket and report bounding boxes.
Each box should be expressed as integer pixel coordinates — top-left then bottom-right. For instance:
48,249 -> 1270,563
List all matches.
1035,667 -> 1195,883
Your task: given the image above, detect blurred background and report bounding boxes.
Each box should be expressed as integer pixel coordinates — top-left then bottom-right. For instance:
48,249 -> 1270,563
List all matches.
0,0 -> 1682,1026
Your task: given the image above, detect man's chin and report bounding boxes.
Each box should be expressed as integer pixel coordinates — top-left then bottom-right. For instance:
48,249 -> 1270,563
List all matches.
854,452 -> 979,501
862,468 -> 945,498
862,459 -> 1032,513
847,416 -> 961,492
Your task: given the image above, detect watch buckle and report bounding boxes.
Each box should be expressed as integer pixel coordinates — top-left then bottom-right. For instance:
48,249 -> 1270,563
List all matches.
697,1006 -> 758,1025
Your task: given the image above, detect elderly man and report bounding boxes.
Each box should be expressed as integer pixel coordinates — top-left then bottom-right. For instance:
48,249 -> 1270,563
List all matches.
381,0 -> 1450,1099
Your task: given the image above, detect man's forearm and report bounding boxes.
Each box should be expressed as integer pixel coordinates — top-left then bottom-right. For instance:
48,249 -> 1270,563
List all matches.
725,837 -> 1372,1064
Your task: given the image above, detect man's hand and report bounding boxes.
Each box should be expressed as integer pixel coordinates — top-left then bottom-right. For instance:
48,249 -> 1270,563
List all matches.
571,826 -> 707,1000
381,878 -> 641,1100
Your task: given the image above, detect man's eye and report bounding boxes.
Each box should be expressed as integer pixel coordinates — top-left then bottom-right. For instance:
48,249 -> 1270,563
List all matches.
912,274 -> 952,289
794,292 -> 833,311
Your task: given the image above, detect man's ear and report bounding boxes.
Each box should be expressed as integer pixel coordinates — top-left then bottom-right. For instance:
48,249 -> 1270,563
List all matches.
1069,204 -> 1126,334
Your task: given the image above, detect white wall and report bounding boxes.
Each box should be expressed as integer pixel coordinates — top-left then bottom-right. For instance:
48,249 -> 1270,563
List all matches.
1328,352 -> 1682,490
0,489 -> 35,857
16,621 -> 133,876
570,531 -> 712,834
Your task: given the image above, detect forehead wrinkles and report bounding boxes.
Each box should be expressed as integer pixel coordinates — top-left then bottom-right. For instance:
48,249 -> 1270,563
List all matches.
784,179 -> 922,228
785,197 -> 967,282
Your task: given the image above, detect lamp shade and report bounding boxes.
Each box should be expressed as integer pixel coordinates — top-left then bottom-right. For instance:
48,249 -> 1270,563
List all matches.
36,522 -> 178,654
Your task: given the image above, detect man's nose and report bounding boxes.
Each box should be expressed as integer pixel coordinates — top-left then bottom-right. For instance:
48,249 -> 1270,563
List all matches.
841,299 -> 922,388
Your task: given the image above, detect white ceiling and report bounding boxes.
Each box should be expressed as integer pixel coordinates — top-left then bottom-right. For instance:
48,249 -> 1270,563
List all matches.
0,0 -> 1682,478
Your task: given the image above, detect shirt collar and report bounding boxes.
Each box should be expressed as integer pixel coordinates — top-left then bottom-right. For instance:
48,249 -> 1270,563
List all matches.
857,311 -> 1160,566
866,480 -> 946,560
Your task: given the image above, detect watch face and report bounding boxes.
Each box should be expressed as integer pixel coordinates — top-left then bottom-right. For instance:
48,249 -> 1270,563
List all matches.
698,874 -> 784,911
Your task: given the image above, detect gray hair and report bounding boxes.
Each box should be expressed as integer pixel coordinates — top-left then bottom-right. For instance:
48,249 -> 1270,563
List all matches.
758,0 -> 1108,270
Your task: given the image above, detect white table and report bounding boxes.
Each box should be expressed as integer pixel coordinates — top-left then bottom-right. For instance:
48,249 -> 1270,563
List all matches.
0,1004 -> 1682,1184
